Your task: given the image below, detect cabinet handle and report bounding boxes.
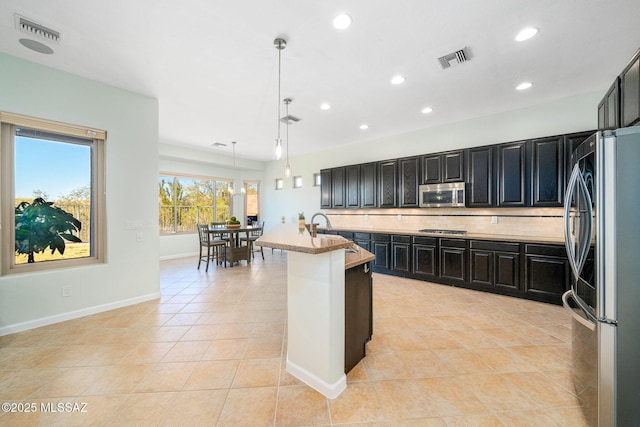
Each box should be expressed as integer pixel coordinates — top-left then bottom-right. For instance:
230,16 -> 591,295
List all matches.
363,264 -> 370,274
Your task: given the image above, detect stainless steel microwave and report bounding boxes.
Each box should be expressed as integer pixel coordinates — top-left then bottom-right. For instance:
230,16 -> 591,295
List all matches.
418,182 -> 465,207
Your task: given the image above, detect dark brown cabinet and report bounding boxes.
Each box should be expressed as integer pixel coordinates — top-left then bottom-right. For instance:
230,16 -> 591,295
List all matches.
354,232 -> 371,252
598,79 -> 620,130
413,236 -> 438,280
378,160 -> 398,208
439,238 -> 467,284
331,166 -> 346,208
371,234 -> 391,272
391,235 -> 411,273
466,146 -> 495,207
531,136 -> 564,207
524,244 -> 570,304
320,169 -> 332,209
421,150 -> 464,184
621,50 -> 640,127
469,240 -> 520,291
399,157 -> 419,207
345,164 -> 360,209
497,141 -> 529,207
344,261 -> 372,373
360,162 -> 377,208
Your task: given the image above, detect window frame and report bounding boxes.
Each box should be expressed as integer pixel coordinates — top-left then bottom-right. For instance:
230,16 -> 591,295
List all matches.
158,172 -> 232,235
0,112 -> 106,275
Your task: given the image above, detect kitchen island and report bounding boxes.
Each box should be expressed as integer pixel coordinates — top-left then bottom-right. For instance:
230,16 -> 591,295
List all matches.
256,224 -> 374,399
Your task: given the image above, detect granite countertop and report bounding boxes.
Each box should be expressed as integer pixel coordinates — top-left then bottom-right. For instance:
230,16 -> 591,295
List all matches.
319,227 -> 565,245
256,224 -> 375,269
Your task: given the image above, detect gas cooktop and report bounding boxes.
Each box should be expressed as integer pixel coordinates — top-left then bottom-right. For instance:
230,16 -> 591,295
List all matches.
418,229 -> 467,235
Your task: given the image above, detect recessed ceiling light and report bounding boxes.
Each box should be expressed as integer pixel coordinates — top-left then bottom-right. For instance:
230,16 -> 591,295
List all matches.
515,27 -> 538,42
320,103 -> 331,110
516,82 -> 533,91
359,124 -> 369,130
391,75 -> 405,85
421,107 -> 433,114
333,14 -> 352,30
212,142 -> 227,147
18,38 -> 53,54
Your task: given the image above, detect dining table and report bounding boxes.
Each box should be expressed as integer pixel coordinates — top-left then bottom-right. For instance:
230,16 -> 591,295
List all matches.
208,225 -> 262,267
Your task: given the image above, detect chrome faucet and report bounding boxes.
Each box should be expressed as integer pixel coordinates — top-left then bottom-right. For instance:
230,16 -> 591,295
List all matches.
310,212 -> 333,237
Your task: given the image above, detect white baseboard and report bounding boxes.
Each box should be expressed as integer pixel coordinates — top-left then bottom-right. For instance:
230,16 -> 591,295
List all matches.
0,292 -> 161,336
286,358 -> 347,399
159,252 -> 198,261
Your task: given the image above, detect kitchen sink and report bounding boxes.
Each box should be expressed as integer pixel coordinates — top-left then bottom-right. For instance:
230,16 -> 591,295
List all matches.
418,229 -> 467,235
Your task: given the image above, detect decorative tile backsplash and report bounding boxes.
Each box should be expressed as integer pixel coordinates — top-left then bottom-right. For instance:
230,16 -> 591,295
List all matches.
323,208 -> 564,239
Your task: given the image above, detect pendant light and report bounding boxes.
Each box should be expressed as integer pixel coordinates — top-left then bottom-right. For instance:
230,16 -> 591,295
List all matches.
228,141 -> 245,196
274,38 -> 286,160
283,98 -> 292,177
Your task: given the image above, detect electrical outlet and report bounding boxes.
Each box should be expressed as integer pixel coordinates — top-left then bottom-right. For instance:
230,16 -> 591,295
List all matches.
61,285 -> 72,297
491,216 -> 498,224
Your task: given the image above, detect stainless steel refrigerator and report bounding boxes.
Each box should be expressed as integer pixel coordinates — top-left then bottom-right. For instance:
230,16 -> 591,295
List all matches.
563,126 -> 640,426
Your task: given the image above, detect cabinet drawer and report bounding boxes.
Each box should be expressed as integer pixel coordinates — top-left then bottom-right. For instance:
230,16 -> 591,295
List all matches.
440,238 -> 466,248
392,235 -> 411,243
413,236 -> 437,246
371,234 -> 391,242
525,244 -> 566,257
338,231 -> 354,240
354,232 -> 371,240
470,240 -> 520,253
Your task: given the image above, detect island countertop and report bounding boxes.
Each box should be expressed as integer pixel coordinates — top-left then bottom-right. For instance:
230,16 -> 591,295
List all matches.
256,224 -> 375,269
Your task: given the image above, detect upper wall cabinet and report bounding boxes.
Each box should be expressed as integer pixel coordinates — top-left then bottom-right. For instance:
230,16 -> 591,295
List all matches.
378,160 -> 398,208
497,141 -> 529,207
598,79 -> 620,131
360,162 -> 377,208
621,49 -> 640,127
420,150 -> 464,184
399,156 -> 419,207
320,168 -> 332,209
331,166 -> 346,208
466,146 -> 495,207
345,164 -> 361,209
530,136 -> 564,207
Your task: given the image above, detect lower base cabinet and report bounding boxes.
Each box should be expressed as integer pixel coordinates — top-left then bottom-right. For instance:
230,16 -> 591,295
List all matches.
345,261 -> 373,373
469,241 -> 520,291
524,244 -> 570,304
440,239 -> 467,285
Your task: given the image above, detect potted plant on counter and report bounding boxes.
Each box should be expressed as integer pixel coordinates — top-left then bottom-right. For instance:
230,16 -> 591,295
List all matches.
298,212 -> 306,229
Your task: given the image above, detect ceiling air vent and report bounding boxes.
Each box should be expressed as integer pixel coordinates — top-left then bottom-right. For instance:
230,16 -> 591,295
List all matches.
14,14 -> 60,43
436,47 -> 468,70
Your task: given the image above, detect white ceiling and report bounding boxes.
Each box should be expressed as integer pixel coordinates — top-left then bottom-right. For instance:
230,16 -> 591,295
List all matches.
1,1 -> 640,161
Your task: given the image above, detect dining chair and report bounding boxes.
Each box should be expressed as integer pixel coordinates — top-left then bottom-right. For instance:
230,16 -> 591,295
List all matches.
197,224 -> 227,271
240,221 -> 264,260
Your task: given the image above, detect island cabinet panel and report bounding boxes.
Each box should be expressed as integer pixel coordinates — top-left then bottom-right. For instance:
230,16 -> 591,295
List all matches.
360,162 -> 378,208
399,156 -> 419,207
497,141 -> 529,207
378,160 -> 398,208
466,146 -> 495,207
531,136 -> 564,207
439,238 -> 467,284
412,236 -> 438,280
524,244 -> 570,304
391,235 -> 411,273
345,261 -> 373,373
345,164 -> 360,209
320,169 -> 332,209
331,166 -> 346,208
621,50 -> 640,127
371,234 -> 391,272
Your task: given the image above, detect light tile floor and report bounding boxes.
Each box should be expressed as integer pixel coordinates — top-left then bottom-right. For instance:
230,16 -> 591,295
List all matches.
0,251 -> 589,426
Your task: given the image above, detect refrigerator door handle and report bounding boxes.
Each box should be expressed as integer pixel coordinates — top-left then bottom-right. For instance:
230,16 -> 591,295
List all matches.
562,290 -> 596,331
575,172 -> 593,275
564,165 -> 581,280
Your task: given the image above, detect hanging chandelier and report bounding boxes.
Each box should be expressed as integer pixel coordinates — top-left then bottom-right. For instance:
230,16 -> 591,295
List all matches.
228,141 -> 245,196
274,37 -> 286,160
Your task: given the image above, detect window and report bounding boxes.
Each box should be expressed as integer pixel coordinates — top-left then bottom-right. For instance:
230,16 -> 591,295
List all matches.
0,112 -> 105,274
293,176 -> 302,189
275,178 -> 283,190
159,174 -> 231,234
313,173 -> 321,186
245,181 -> 260,223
